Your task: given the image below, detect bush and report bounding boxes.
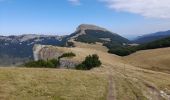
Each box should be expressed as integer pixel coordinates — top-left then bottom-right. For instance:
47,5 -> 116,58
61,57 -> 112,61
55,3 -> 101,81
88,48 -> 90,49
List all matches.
67,42 -> 75,47
59,52 -> 76,59
24,59 -> 59,68
76,54 -> 102,70
24,52 -> 76,68
75,64 -> 86,70
108,48 -> 130,56
49,59 -> 60,67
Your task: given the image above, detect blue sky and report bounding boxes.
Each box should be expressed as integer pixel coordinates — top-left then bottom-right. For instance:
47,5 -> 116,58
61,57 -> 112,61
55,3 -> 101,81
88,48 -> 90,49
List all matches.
0,0 -> 170,39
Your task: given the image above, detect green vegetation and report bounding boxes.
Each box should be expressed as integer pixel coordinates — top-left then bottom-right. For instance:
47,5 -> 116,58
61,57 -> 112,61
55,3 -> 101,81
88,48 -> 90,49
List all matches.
138,37 -> 170,49
74,29 -> 133,56
76,54 -> 102,70
58,52 -> 76,59
24,59 -> 59,68
24,52 -> 76,68
75,30 -> 129,44
108,47 -> 133,56
75,29 -> 170,56
108,37 -> 170,56
66,41 -> 75,47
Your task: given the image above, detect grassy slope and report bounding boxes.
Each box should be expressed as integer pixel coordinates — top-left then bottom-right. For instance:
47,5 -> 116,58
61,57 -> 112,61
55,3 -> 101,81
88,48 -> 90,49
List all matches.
124,47 -> 170,73
1,42 -> 170,100
0,68 -> 108,100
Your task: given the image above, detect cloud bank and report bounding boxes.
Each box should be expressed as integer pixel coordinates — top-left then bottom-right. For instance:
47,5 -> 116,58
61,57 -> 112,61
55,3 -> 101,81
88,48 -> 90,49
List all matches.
102,0 -> 170,19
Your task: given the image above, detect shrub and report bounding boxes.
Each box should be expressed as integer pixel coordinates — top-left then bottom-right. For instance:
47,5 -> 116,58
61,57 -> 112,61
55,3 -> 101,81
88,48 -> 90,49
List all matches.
24,59 -> 59,68
67,42 -> 75,47
75,64 -> 86,70
59,52 -> 76,59
108,47 -> 132,56
49,59 -> 60,67
76,54 -> 102,70
24,52 -> 75,68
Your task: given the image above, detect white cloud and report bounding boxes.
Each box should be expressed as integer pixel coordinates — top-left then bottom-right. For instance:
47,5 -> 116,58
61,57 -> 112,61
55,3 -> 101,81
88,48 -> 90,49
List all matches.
68,0 -> 81,5
102,0 -> 170,19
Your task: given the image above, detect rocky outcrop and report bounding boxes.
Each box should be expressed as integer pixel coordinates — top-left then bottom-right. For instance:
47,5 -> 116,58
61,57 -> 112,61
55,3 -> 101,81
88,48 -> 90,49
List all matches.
33,44 -> 79,68
59,58 -> 79,69
33,44 -> 46,61
33,44 -> 64,61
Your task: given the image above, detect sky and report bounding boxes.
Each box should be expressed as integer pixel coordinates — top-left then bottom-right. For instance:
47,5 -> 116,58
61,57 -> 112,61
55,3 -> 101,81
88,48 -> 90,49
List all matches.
0,0 -> 170,39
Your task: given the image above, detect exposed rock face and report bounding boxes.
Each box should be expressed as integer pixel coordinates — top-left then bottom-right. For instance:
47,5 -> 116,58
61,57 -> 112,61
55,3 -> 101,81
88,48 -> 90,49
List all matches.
33,44 -> 63,61
33,44 -> 46,61
33,44 -> 79,68
59,58 -> 79,69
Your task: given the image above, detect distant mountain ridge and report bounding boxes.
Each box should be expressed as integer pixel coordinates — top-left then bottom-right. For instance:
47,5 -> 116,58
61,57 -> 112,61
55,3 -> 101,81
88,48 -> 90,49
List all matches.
0,34 -> 64,41
0,24 -> 130,66
134,30 -> 170,44
1,24 -> 170,65
0,34 -> 67,66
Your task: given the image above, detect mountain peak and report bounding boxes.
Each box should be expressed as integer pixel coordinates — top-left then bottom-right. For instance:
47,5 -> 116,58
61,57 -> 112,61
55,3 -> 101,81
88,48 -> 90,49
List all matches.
77,24 -> 108,32
67,24 -> 129,45
68,24 -> 111,40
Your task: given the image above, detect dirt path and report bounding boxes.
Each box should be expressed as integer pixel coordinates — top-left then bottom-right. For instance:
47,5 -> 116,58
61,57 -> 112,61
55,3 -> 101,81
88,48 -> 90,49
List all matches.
107,74 -> 115,100
142,81 -> 164,100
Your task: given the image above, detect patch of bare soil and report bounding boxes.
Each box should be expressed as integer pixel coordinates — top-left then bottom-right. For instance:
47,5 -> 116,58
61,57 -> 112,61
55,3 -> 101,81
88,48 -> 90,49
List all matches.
107,74 -> 116,100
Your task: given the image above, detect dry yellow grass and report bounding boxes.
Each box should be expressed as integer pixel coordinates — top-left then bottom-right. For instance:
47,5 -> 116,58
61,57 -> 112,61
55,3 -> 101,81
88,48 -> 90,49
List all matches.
106,63 -> 170,100
43,42 -> 121,63
123,47 -> 170,73
0,68 -> 108,100
1,42 -> 170,100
